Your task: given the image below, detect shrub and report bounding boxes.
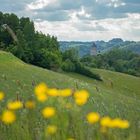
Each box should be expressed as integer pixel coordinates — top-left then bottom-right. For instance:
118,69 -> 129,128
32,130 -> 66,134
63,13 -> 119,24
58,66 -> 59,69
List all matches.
75,61 -> 102,81
61,59 -> 75,72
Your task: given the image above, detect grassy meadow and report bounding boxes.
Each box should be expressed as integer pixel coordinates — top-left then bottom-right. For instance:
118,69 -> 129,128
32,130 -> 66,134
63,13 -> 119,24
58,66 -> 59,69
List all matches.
0,50 -> 140,140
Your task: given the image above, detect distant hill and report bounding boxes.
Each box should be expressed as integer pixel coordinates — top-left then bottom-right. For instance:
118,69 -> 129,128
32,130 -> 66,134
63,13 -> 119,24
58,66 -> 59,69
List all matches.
59,38 -> 140,57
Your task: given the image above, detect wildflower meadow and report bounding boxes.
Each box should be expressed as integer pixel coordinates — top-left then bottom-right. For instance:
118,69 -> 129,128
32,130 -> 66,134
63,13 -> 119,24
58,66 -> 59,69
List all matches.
0,83 -> 130,140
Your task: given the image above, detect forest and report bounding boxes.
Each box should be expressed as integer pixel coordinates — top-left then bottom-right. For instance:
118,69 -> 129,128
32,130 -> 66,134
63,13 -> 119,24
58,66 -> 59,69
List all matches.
0,12 -> 101,81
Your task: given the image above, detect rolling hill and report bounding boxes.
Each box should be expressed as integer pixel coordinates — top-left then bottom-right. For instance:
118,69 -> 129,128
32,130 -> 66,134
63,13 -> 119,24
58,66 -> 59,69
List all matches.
0,51 -> 140,140
59,39 -> 140,57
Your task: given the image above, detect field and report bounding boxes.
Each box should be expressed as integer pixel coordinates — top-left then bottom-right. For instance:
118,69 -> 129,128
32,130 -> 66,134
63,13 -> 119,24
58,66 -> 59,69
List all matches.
0,51 -> 140,140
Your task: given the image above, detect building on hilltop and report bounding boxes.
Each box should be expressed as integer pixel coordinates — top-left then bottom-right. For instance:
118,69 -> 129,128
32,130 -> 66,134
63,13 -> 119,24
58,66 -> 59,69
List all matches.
90,42 -> 97,56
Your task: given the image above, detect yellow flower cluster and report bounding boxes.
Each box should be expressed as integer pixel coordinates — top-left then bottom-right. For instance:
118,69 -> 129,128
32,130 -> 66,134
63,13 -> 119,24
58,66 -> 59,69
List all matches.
7,101 -> 23,110
100,116 -> 130,129
34,83 -> 48,102
0,82 -> 130,140
34,83 -> 89,106
34,83 -> 73,102
86,112 -> 129,130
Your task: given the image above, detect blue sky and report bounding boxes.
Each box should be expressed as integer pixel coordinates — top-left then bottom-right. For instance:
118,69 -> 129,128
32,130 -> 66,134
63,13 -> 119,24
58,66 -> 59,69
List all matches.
0,0 -> 140,41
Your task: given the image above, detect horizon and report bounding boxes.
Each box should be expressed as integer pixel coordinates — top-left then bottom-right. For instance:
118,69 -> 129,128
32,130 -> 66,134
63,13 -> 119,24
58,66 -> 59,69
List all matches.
0,0 -> 140,41
58,38 -> 140,42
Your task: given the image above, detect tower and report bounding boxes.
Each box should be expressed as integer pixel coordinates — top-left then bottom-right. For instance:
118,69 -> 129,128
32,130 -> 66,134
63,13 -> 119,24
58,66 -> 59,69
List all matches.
90,42 -> 97,56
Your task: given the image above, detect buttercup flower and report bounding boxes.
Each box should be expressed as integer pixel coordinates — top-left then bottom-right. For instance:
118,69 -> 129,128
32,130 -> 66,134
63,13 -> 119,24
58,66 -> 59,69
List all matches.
100,116 -> 112,127
47,88 -> 59,97
7,101 -> 23,110
100,117 -> 130,129
110,118 -> 130,129
59,89 -> 72,97
35,83 -> 48,95
1,110 -> 16,124
42,107 -> 56,119
74,90 -> 89,106
35,83 -> 48,102
86,112 -> 100,124
36,93 -> 48,102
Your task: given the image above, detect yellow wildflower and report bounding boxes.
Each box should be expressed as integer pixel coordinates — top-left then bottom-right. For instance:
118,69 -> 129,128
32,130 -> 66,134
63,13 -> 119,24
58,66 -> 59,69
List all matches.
25,101 -> 35,109
119,120 -> 130,129
86,112 -> 100,124
45,125 -> 57,135
7,101 -> 23,110
42,107 -> 56,119
47,88 -> 59,97
34,83 -> 48,95
74,90 -> 89,106
36,93 -> 48,102
111,118 -> 130,129
59,89 -> 72,97
110,118 -> 122,128
100,116 -> 112,127
0,91 -> 4,101
35,83 -> 48,102
100,117 -> 130,129
1,110 -> 16,124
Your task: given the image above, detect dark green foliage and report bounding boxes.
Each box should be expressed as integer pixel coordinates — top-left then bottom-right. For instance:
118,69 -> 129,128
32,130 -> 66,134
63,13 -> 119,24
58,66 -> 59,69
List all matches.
74,61 -> 102,81
62,59 -> 76,72
37,50 -> 62,70
0,11 -> 102,80
0,11 -> 61,71
62,48 -> 102,81
62,48 -> 78,61
81,48 -> 140,77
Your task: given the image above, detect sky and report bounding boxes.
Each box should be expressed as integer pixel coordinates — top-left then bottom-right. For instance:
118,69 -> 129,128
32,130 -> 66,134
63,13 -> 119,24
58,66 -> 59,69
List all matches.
0,0 -> 140,41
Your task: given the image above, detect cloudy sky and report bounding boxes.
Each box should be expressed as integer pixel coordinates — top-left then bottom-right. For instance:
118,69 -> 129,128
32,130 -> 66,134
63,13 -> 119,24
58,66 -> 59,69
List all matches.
0,0 -> 140,41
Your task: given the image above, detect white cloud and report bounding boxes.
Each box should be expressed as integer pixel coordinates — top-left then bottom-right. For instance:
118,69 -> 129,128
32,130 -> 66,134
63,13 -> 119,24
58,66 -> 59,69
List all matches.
76,6 -> 91,18
96,0 -> 126,8
34,13 -> 140,41
26,0 -> 57,10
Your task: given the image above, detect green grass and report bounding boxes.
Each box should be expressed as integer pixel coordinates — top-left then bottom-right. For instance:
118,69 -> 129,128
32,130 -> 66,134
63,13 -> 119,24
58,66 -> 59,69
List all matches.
0,51 -> 140,140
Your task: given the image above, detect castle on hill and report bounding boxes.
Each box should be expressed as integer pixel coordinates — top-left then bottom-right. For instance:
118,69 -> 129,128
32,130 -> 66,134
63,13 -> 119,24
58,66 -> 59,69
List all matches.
90,42 -> 97,56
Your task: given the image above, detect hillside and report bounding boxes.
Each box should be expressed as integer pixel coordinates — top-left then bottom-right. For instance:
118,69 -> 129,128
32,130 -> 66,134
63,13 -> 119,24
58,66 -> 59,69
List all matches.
0,51 -> 140,140
59,39 -> 140,57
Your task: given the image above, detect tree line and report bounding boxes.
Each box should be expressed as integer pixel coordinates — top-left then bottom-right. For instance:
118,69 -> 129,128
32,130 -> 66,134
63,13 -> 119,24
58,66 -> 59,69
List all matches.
0,12 -> 102,81
81,48 -> 140,77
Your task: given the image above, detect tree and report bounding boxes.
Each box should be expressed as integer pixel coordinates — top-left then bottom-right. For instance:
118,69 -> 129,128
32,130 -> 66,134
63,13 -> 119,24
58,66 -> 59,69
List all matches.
62,48 -> 78,62
62,59 -> 75,72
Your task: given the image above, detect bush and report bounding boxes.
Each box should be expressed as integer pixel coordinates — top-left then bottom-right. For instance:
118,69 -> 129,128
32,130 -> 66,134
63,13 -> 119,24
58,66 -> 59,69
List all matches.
39,50 -> 62,70
61,59 -> 75,72
75,61 -> 102,81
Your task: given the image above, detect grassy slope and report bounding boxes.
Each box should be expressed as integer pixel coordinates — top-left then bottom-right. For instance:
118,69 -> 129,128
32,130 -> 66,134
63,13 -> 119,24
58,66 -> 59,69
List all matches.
0,51 -> 140,139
